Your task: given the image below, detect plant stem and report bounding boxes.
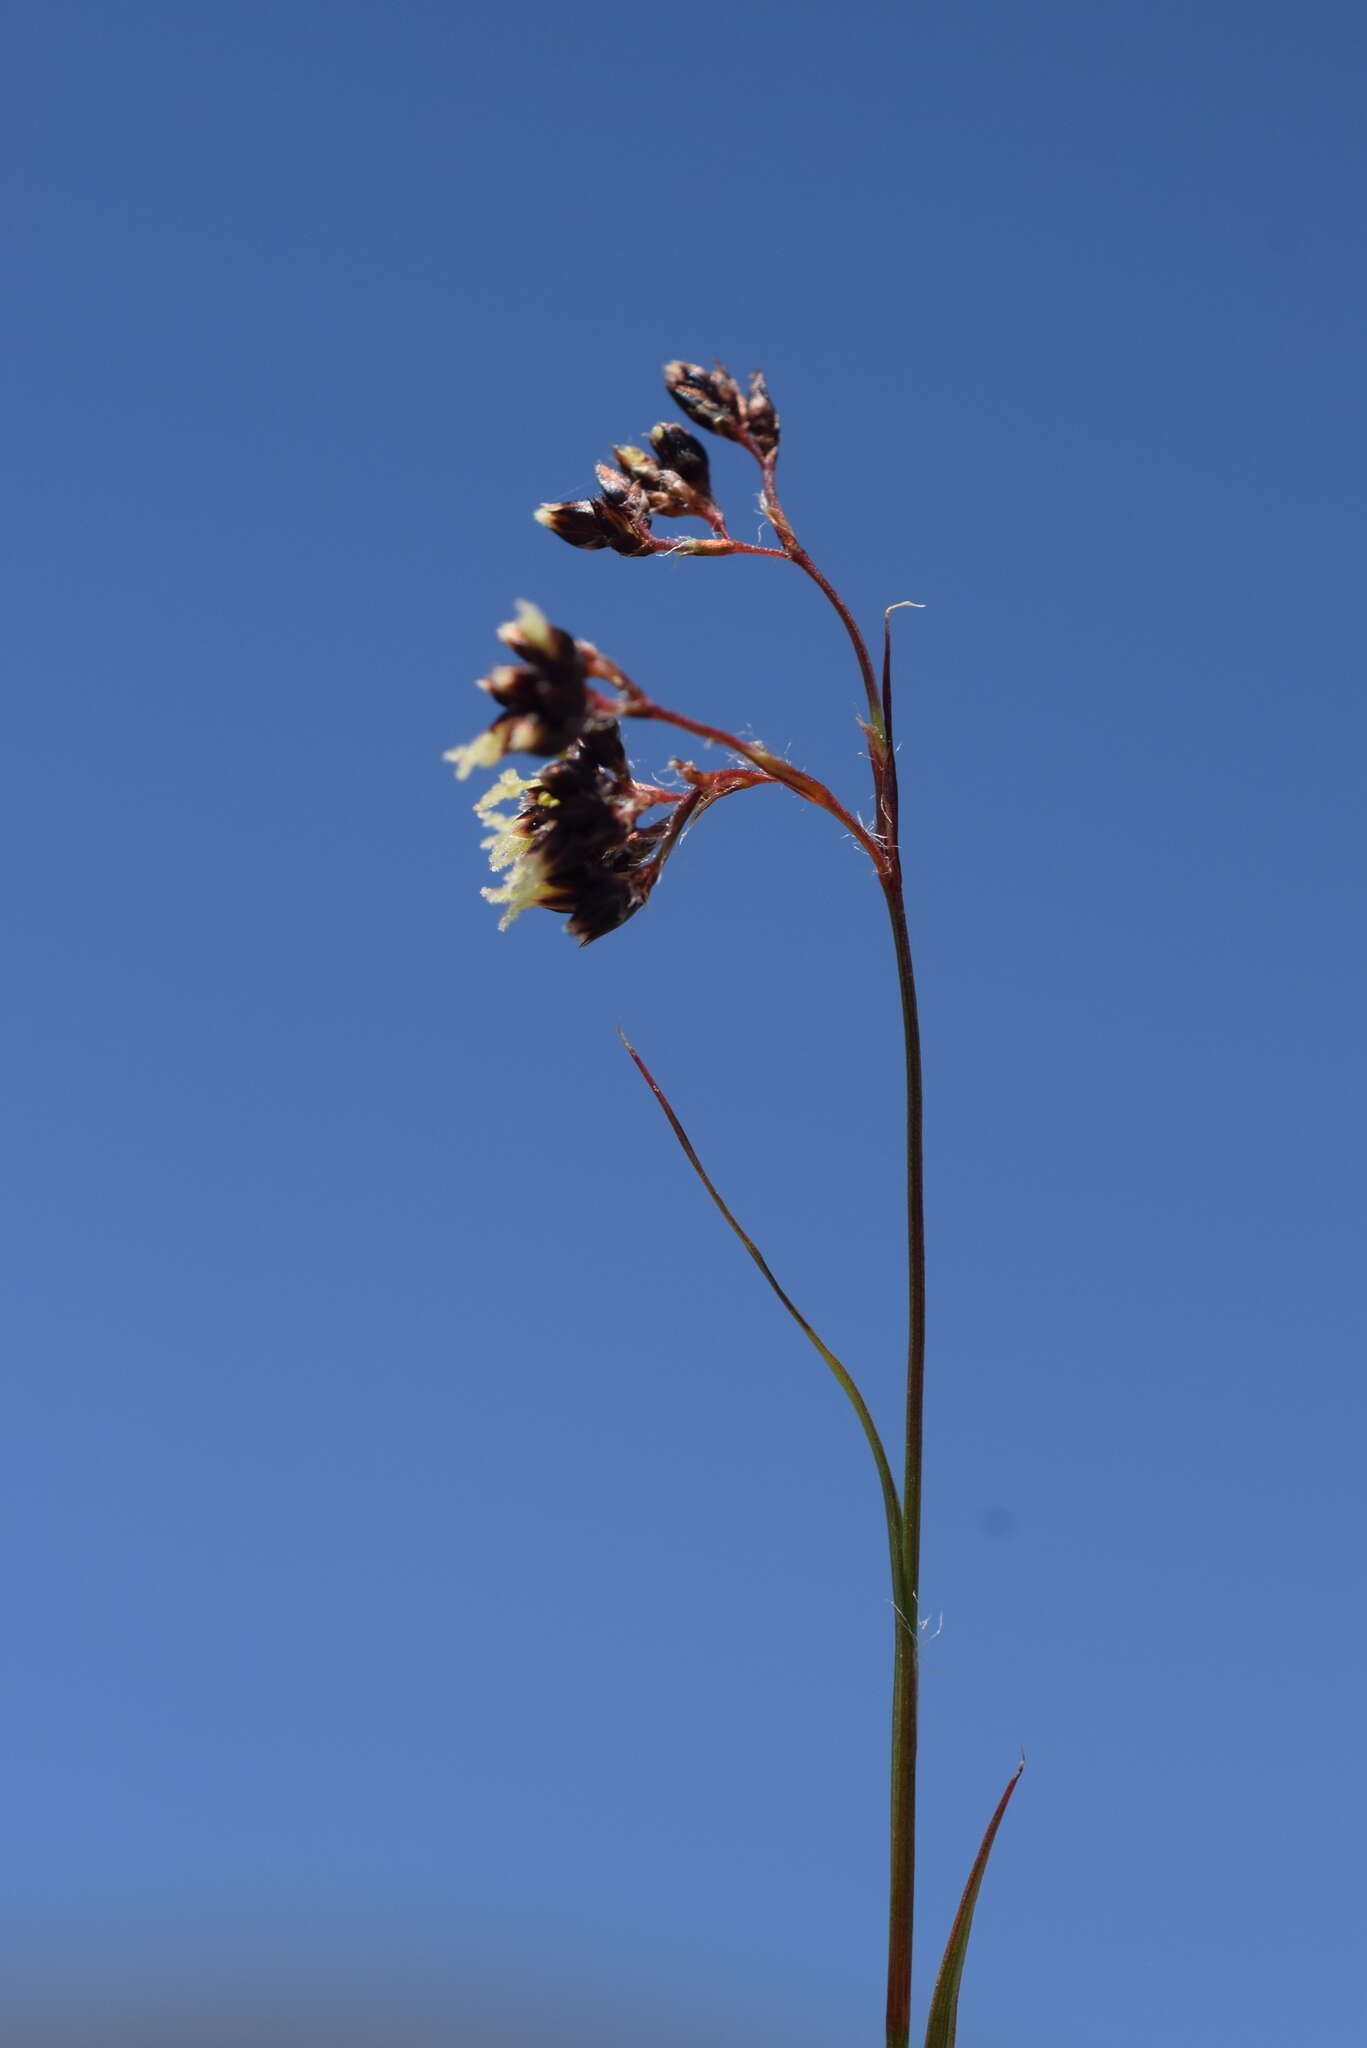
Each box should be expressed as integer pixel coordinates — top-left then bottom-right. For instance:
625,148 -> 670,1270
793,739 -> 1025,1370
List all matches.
746,472 -> 925,2044
882,859 -> 926,2048
758,452 -> 885,734
720,421 -> 927,2040
627,698 -> 887,867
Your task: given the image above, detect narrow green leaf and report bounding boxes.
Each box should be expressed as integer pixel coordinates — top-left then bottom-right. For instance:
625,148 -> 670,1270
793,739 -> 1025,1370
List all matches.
617,1028 -> 905,1612
922,1761 -> 1024,2048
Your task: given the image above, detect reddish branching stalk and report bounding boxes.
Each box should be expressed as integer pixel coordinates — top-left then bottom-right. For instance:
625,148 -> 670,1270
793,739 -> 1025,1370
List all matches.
628,697 -> 886,868
451,358 -> 1015,2047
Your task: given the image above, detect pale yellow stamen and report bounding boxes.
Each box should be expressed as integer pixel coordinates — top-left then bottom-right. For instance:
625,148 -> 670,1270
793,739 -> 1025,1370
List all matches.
473,769 -> 531,867
474,767 -> 535,818
481,847 -> 552,929
470,768 -> 550,926
444,730 -> 504,781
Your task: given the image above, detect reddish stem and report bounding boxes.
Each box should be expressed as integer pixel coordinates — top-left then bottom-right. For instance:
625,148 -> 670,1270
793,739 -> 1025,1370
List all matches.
628,696 -> 887,871
728,434 -> 885,733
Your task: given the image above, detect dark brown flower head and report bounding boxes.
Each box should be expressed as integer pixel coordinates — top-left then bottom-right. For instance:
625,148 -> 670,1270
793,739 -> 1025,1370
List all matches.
535,470 -> 656,557
743,369 -> 780,456
445,602 -> 598,779
611,435 -> 717,522
611,442 -> 682,515
474,723 -> 667,944
648,422 -> 713,498
663,359 -> 745,441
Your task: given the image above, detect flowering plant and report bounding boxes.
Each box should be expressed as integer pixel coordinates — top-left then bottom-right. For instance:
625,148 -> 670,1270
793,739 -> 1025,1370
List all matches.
450,359 -> 1022,2048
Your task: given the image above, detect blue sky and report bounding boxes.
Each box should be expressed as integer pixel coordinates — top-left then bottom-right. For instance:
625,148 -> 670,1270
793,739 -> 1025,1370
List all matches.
8,3 -> 1366,2042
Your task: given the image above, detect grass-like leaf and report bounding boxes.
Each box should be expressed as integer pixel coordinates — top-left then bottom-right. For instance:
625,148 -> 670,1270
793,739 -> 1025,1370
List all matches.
618,1028 -> 905,1611
922,1760 -> 1025,2048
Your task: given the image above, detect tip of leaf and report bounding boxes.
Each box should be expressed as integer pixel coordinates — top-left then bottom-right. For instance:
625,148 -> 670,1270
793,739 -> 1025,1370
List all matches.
921,1762 -> 1024,2048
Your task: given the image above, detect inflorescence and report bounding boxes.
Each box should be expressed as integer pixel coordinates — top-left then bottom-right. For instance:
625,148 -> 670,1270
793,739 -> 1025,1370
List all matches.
449,360 -> 798,944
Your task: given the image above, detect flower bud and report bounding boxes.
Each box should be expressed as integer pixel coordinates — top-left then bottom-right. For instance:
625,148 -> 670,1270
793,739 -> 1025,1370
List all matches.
591,465 -> 656,555
611,439 -> 705,520
744,369 -> 780,456
534,499 -> 613,550
663,359 -> 745,441
612,444 -> 666,491
594,462 -> 647,515
535,484 -> 656,557
648,422 -> 713,498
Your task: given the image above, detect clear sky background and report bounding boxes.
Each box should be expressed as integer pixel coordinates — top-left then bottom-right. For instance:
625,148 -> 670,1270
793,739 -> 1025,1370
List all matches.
8,3 -> 1366,2043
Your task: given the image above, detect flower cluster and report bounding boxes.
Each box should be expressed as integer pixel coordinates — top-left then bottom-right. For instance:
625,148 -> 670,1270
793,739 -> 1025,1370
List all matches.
444,601 -> 600,780
663,360 -> 780,456
534,464 -> 657,556
453,359 -> 788,941
534,357 -> 771,557
475,726 -> 668,945
610,423 -> 718,522
449,604 -> 679,943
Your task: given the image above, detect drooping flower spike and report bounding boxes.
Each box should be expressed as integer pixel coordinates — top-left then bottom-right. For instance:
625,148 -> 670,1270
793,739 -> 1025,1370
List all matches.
451,597 -> 798,940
